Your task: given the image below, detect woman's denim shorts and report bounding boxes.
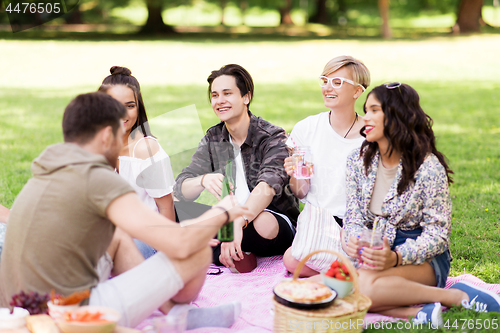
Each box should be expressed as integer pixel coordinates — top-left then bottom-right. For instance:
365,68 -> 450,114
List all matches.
391,228 -> 451,288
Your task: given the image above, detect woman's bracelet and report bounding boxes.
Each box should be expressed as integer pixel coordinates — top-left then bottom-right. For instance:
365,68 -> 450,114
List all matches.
213,206 -> 230,224
393,250 -> 399,267
242,216 -> 249,229
200,174 -> 207,188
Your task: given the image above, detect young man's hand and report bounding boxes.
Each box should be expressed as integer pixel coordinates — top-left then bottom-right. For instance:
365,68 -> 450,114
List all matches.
218,217 -> 245,268
200,173 -> 224,200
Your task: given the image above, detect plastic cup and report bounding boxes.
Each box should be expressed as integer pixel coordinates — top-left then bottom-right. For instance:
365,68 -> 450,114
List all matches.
358,228 -> 383,268
292,147 -> 314,179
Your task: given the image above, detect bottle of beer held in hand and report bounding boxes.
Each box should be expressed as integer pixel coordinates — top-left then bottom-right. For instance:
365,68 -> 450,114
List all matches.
218,159 -> 234,242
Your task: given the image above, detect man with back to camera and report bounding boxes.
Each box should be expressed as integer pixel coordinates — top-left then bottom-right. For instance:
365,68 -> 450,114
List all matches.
0,92 -> 247,328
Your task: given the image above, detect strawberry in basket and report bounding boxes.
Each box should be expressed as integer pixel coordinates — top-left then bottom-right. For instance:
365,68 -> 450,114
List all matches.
325,259 -> 351,281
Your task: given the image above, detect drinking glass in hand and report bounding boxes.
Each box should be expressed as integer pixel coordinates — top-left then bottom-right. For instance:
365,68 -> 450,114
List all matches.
358,228 -> 383,268
292,147 -> 314,179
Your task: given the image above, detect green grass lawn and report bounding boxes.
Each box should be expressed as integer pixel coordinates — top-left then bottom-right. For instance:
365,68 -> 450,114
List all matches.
0,36 -> 499,331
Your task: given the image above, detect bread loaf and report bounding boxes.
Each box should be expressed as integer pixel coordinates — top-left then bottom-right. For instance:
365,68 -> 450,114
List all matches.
26,315 -> 59,333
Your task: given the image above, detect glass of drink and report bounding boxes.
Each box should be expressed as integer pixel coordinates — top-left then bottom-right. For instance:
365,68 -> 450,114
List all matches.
358,228 -> 383,268
292,147 -> 314,179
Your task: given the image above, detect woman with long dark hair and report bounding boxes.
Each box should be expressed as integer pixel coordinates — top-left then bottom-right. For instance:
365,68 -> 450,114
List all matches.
99,66 -> 176,258
342,83 -> 500,326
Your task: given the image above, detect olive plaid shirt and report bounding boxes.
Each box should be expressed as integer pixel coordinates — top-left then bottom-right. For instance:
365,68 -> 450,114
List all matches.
174,111 -> 300,225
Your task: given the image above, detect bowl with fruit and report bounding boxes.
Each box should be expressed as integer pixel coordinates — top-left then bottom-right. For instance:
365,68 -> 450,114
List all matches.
56,305 -> 120,333
48,289 -> 90,320
321,259 -> 354,298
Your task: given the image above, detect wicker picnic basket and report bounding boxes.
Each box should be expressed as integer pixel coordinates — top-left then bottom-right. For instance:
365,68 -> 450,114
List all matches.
273,250 -> 371,333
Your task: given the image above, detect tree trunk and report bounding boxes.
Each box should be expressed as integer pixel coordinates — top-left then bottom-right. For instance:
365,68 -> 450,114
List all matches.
338,0 -> 347,14
309,0 -> 328,24
140,0 -> 176,34
454,0 -> 484,33
279,0 -> 294,25
240,0 -> 248,25
378,0 -> 392,39
64,7 -> 82,24
220,0 -> 226,25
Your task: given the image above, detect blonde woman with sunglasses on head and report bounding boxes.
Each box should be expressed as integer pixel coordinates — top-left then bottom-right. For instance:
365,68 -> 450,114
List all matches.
283,55 -> 370,277
343,82 -> 500,327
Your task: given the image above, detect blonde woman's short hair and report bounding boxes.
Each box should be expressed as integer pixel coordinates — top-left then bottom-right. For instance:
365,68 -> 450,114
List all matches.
321,55 -> 370,90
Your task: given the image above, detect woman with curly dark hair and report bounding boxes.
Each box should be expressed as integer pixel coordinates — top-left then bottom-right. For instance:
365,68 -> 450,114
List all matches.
342,83 -> 500,327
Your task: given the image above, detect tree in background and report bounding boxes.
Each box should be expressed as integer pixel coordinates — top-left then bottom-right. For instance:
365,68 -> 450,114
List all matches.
240,0 -> 249,25
248,0 -> 296,25
309,0 -> 348,25
141,0 -> 177,33
454,0 -> 484,33
219,0 -> 227,25
11,0 -> 495,36
279,0 -> 294,24
309,0 -> 328,24
65,0 -> 131,25
378,0 -> 391,38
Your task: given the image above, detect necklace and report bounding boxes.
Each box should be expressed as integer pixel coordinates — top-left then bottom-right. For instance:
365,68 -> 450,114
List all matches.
344,113 -> 358,138
329,111 -> 358,138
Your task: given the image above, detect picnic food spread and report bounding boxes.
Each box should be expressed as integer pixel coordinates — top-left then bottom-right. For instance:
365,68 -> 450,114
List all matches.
26,314 -> 59,333
51,290 -> 90,306
274,280 -> 332,303
10,291 -> 50,315
62,310 -> 111,323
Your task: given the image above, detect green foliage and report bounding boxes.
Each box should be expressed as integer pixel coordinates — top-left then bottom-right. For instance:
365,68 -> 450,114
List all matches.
0,0 -> 474,28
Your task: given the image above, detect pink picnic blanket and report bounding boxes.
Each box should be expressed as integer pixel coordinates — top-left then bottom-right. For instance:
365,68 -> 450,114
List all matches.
135,256 -> 500,332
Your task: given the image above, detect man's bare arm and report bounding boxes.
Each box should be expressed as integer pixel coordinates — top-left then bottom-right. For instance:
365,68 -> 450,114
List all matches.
243,182 -> 276,221
106,193 -> 248,260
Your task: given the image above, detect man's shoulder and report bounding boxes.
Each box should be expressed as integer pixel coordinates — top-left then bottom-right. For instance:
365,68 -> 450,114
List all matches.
251,114 -> 286,138
205,121 -> 225,138
89,165 -> 131,188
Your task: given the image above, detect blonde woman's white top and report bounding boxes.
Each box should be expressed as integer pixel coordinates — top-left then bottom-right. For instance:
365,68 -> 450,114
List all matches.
286,112 -> 365,219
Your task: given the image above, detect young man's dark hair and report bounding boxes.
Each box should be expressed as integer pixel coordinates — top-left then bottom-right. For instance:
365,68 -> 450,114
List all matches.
207,64 -> 255,108
62,92 -> 126,144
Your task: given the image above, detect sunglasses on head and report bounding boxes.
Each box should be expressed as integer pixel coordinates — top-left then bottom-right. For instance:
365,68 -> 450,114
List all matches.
385,82 -> 402,89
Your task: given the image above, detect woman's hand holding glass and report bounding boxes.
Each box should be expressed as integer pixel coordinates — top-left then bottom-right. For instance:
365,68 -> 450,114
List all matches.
284,155 -> 310,199
359,237 -> 397,271
344,235 -> 360,260
284,156 -> 295,177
